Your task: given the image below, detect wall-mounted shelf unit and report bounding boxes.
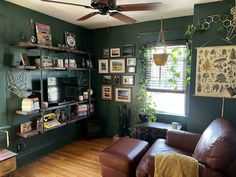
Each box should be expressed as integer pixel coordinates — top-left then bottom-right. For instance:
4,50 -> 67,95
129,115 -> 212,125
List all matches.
14,42 -> 94,139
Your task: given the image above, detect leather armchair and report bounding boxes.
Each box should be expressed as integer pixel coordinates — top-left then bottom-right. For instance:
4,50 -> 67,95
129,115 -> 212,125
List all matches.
136,118 -> 236,177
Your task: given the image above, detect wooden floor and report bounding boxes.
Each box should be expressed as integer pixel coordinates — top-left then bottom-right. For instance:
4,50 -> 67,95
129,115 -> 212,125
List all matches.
15,138 -> 112,177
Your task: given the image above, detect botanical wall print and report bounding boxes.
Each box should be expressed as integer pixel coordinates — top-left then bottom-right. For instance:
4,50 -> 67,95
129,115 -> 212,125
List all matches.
123,75 -> 135,85
115,87 -> 131,102
195,45 -> 236,97
101,85 -> 112,100
98,59 -> 109,73
127,58 -> 136,66
110,59 -> 125,73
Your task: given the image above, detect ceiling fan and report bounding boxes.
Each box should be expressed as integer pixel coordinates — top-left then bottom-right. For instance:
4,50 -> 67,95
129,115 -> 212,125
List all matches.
41,0 -> 162,24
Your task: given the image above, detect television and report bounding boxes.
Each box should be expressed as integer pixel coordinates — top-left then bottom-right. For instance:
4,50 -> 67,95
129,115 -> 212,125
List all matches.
44,77 -> 78,105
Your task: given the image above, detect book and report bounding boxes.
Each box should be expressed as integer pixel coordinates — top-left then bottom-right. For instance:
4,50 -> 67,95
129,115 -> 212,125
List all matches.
20,53 -> 30,66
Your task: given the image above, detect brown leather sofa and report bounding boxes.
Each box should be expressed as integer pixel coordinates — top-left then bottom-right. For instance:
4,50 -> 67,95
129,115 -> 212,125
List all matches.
136,118 -> 236,177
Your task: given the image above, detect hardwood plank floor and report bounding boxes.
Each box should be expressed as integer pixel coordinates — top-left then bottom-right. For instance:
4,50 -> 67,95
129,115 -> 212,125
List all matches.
15,138 -> 112,177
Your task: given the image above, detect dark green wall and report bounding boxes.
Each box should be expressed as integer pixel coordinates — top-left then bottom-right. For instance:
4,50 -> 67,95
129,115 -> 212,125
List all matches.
189,0 -> 236,133
0,1 -> 90,167
90,16 -> 193,136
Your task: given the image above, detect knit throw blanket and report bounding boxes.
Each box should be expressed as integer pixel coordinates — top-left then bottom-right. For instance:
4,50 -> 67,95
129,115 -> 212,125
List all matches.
154,153 -> 199,177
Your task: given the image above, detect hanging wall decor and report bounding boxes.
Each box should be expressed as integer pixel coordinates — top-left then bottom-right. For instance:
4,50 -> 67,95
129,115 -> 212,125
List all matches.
195,45 -> 236,97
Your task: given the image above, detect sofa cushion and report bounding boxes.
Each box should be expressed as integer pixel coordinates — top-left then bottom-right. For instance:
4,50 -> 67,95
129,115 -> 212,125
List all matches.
193,118 -> 236,170
136,139 -> 191,177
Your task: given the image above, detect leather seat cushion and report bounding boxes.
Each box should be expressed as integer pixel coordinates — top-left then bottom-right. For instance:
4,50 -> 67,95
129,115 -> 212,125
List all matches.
100,137 -> 149,175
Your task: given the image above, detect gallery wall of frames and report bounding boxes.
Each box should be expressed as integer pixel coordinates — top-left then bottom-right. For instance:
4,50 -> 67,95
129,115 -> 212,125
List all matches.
98,44 -> 136,103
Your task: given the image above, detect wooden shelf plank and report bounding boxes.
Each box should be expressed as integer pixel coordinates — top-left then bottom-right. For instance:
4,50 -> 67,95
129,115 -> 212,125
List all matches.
16,42 -> 90,55
16,110 -> 40,115
17,130 -> 39,138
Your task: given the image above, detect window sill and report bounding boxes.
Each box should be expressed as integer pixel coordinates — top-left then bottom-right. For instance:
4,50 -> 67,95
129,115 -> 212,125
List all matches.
157,111 -> 187,118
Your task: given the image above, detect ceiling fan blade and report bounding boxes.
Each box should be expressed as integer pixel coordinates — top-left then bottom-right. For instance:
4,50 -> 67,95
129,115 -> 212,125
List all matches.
77,12 -> 100,21
41,0 -> 93,9
118,2 -> 162,11
109,12 -> 136,24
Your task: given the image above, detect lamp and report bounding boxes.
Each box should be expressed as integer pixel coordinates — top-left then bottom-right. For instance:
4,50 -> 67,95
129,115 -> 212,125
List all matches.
153,17 -> 168,66
220,87 -> 236,117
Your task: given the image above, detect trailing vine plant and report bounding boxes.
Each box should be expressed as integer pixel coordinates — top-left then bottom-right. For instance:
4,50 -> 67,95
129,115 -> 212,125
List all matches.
136,44 -> 157,122
167,24 -> 197,89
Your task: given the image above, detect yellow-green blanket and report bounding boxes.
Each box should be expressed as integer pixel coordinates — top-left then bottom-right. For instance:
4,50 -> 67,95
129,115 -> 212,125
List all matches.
154,153 -> 198,177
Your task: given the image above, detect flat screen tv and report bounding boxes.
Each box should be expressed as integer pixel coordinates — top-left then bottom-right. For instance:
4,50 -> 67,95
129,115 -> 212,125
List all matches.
44,77 -> 78,105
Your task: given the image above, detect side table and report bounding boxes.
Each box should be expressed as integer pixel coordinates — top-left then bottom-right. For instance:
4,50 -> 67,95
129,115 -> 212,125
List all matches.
131,122 -> 182,144
0,149 -> 17,176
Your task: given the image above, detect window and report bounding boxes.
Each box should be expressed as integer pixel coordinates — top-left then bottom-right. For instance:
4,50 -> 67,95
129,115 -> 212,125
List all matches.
146,45 -> 188,116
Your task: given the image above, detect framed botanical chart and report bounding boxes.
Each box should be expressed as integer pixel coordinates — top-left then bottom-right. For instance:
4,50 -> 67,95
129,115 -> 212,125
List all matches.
195,45 -> 236,97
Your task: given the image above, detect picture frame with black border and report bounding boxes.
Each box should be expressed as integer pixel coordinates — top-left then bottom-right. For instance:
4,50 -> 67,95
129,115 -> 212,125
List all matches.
122,44 -> 135,57
98,59 -> 109,74
127,66 -> 136,73
122,75 -> 135,86
110,48 -> 120,58
65,31 -> 76,49
102,75 -> 113,84
110,59 -> 125,73
101,85 -> 112,100
113,75 -> 121,86
126,58 -> 136,66
103,48 -> 110,58
115,87 -> 132,103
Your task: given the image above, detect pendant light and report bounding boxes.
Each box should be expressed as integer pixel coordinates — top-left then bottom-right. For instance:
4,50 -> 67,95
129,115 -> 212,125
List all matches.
153,17 -> 168,66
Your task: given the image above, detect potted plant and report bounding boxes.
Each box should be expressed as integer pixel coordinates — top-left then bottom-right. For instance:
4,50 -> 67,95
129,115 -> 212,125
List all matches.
136,45 -> 157,122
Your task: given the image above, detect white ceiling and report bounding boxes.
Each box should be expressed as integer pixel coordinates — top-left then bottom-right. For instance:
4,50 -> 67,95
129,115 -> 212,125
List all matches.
6,0 -> 221,29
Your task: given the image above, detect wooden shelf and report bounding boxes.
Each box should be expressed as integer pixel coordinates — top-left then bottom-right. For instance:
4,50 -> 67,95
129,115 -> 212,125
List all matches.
16,110 -> 40,115
70,116 -> 88,123
17,130 -> 39,138
16,42 -> 89,55
16,65 -> 88,71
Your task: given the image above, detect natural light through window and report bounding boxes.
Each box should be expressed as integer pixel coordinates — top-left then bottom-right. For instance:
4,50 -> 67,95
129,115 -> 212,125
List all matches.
146,45 -> 187,116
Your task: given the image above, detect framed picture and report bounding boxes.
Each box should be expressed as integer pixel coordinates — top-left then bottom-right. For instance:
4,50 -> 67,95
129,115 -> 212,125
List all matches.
98,59 -> 109,73
122,44 -> 135,57
101,85 -> 112,100
115,87 -> 132,103
65,31 -> 76,49
20,53 -> 30,66
20,121 -> 32,133
110,48 -> 120,57
103,75 -> 112,84
123,75 -> 135,85
127,66 -> 136,73
113,75 -> 121,86
103,48 -> 110,58
35,22 -> 52,46
127,58 -> 136,66
110,59 -> 125,73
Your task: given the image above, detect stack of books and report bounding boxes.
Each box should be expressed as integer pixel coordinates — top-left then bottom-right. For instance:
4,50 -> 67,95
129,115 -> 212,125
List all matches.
21,98 -> 40,112
78,104 -> 88,116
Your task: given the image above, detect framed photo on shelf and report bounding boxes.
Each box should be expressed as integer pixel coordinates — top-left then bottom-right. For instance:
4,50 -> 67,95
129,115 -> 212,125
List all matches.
65,31 -> 76,49
122,44 -> 135,57
115,87 -> 132,103
127,66 -> 136,73
35,22 -> 52,46
20,53 -> 30,66
127,58 -> 136,66
123,75 -> 135,85
113,75 -> 121,86
20,121 -> 32,133
98,59 -> 109,73
110,59 -> 125,73
102,75 -> 112,84
103,48 -> 110,58
110,48 -> 120,57
101,85 -> 112,100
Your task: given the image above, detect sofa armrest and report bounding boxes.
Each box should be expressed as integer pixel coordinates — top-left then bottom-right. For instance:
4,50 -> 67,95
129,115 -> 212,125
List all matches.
166,130 -> 201,153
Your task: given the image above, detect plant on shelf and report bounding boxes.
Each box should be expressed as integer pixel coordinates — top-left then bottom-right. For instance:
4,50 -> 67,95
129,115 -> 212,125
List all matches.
136,44 -> 157,123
